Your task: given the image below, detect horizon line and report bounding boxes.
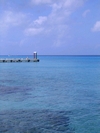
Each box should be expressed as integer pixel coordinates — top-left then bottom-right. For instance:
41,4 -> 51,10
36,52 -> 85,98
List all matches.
0,54 -> 100,56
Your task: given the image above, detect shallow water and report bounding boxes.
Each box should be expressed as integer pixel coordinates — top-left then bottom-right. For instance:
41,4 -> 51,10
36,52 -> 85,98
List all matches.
0,55 -> 100,133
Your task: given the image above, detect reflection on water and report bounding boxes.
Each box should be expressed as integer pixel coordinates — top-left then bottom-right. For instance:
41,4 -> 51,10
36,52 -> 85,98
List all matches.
0,109 -> 74,133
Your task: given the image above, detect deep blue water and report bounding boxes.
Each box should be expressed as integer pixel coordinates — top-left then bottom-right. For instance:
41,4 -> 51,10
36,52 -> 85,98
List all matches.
0,55 -> 100,133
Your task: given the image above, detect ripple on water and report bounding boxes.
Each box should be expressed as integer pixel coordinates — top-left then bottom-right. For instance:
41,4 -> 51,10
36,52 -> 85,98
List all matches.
0,109 -> 74,133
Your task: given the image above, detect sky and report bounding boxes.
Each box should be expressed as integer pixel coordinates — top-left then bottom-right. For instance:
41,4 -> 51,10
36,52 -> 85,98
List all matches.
0,0 -> 100,55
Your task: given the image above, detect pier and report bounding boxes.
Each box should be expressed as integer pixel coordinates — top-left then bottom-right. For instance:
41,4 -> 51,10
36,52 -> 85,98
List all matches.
0,52 -> 39,63
0,58 -> 39,63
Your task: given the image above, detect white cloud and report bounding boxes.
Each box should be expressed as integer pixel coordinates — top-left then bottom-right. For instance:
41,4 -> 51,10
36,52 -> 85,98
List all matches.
31,0 -> 84,7
25,27 -> 44,36
92,21 -> 100,32
64,0 -> 84,8
25,16 -> 47,35
0,11 -> 26,33
51,0 -> 84,13
31,0 -> 52,5
34,16 -> 47,25
49,0 -> 85,47
50,0 -> 85,24
82,9 -> 90,17
2,11 -> 25,25
25,0 -> 86,42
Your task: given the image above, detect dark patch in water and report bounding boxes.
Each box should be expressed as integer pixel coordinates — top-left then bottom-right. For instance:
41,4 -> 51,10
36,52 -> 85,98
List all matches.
0,86 -> 33,102
0,79 -> 16,84
0,86 -> 32,94
0,109 -> 74,133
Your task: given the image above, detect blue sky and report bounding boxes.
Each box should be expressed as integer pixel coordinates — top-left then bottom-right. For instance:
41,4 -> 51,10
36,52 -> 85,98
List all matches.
0,0 -> 100,55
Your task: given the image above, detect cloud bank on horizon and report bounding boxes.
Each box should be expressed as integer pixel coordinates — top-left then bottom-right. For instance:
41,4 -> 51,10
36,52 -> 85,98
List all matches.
0,0 -> 100,55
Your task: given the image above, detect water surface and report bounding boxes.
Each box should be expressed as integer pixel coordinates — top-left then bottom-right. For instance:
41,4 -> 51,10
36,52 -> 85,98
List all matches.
0,55 -> 100,133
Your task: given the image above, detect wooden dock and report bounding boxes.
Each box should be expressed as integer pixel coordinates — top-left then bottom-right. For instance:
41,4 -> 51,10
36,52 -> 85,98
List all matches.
0,58 -> 39,63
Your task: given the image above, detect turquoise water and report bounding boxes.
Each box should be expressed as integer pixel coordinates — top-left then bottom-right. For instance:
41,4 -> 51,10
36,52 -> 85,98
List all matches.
0,55 -> 100,133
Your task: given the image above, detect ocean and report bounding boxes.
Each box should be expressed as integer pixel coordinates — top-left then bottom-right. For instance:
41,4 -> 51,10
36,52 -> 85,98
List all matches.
0,55 -> 100,133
